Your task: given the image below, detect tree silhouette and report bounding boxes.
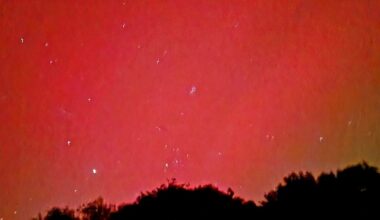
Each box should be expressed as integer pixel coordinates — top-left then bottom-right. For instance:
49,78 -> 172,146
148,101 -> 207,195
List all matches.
43,207 -> 77,220
261,162 -> 380,218
77,197 -> 115,220
110,179 -> 256,219
36,162 -> 380,219
262,171 -> 318,215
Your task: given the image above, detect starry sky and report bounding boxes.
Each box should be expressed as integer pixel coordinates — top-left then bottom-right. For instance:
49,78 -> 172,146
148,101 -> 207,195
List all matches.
1,1 -> 380,219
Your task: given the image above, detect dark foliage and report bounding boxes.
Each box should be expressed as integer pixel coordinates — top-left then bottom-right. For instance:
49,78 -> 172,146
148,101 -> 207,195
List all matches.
111,179 -> 256,219
40,207 -> 78,220
35,162 -> 380,219
77,197 -> 115,220
262,162 -> 380,218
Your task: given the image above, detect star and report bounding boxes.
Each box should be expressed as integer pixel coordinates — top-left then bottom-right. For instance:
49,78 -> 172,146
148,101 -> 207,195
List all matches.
319,136 -> 324,142
92,168 -> 97,174
163,166 -> 168,173
67,140 -> 71,146
20,37 -> 24,44
189,85 -> 197,95
266,134 -> 274,141
44,42 -> 49,47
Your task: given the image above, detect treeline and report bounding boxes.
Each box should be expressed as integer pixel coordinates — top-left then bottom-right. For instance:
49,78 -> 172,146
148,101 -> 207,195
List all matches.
34,162 -> 380,219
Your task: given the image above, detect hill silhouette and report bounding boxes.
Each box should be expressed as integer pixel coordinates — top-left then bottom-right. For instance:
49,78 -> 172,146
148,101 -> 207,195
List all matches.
34,162 -> 380,219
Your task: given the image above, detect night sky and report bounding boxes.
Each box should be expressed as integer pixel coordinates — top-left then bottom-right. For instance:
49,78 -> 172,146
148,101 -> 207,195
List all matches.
1,1 -> 380,219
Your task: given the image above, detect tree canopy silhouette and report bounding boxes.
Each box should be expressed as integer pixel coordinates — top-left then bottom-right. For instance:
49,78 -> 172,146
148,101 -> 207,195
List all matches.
34,162 -> 380,219
262,162 -> 380,218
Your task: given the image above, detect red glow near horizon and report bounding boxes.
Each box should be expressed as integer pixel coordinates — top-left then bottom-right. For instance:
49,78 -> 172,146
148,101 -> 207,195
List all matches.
1,1 -> 380,219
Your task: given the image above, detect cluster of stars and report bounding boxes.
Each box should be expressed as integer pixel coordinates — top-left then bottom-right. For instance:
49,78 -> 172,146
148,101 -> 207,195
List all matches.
162,144 -> 190,173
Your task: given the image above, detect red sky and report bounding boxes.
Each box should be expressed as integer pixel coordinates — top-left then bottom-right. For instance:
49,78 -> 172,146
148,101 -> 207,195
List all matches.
1,1 -> 380,219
